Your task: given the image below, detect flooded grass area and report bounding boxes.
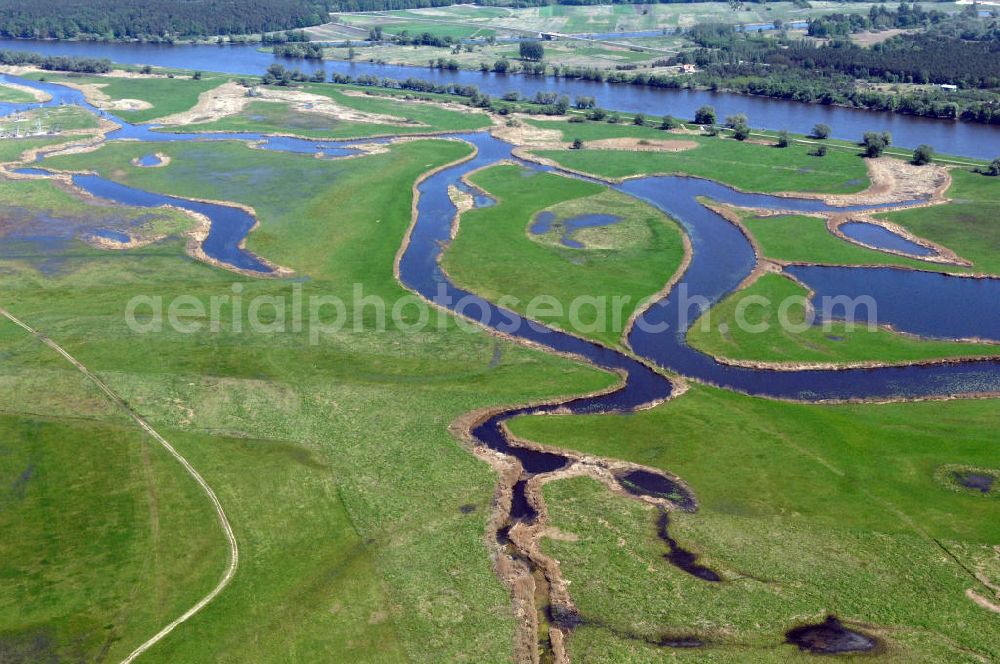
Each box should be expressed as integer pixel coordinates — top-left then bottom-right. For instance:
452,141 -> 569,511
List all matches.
840,221 -> 938,257
2,70 -> 998,663
528,193 -> 640,251
0,178 -> 195,273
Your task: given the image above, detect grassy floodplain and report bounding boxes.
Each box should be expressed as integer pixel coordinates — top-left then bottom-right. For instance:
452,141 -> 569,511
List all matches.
877,169 -> 1000,276
442,163 -> 685,349
22,70 -> 230,123
0,134 -> 85,163
506,384 -> 1000,661
0,82 -> 36,102
0,104 -> 100,136
1,63 -> 998,663
176,83 -> 491,138
738,210 -> 962,270
528,122 -> 870,194
1,136 -> 620,661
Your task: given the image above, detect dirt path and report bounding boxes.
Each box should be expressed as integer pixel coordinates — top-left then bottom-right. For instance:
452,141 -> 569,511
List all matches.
0,306 -> 239,664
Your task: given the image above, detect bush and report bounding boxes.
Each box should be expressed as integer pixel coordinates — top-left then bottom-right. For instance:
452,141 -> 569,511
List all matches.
694,105 -> 716,125
633,113 -> 646,126
812,145 -> 828,157
862,131 -> 891,158
731,123 -> 750,141
987,158 -> 1000,176
660,115 -> 677,130
725,113 -> 748,129
519,40 -> 544,61
912,144 -> 934,165
812,123 -> 830,139
776,130 -> 790,148
571,138 -> 584,150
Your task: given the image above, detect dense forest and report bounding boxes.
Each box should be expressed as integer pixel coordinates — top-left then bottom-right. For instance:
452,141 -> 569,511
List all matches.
656,6 -> 1000,121
0,0 -> 332,40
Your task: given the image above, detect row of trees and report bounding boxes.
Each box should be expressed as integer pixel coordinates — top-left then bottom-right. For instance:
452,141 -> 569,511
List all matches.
262,68 -> 968,168
327,0 -> 881,11
272,43 -> 325,60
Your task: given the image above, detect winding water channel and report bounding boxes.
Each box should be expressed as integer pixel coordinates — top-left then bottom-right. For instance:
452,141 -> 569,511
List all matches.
3,72 -> 998,654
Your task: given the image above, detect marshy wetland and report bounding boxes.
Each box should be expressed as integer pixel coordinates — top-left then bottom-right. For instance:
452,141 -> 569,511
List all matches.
0,62 -> 998,664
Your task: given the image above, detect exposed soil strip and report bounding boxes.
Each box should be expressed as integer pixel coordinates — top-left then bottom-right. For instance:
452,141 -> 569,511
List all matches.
0,307 -> 239,664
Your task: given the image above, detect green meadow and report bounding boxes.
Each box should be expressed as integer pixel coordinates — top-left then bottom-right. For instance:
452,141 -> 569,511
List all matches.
2,138 -> 616,661
877,169 -> 1000,275
23,71 -> 229,123
530,128 -> 870,194
0,82 -> 36,102
508,384 -> 1000,661
174,83 -> 490,138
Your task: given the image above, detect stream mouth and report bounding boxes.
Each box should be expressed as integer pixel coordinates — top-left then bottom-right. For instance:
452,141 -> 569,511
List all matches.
785,616 -> 878,655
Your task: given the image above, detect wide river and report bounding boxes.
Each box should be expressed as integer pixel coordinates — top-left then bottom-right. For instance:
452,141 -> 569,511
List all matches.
3,37 -> 1000,159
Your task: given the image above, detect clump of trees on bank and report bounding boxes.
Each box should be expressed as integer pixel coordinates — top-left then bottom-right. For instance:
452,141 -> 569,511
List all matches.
0,49 -> 111,72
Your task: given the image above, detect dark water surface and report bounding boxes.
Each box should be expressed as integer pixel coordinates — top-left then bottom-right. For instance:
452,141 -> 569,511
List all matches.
839,221 -> 937,257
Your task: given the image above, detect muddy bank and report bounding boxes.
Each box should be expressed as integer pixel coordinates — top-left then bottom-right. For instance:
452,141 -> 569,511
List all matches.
828,213 -> 971,267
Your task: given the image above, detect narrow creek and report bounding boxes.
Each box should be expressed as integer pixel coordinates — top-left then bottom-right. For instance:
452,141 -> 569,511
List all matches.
5,75 -> 999,658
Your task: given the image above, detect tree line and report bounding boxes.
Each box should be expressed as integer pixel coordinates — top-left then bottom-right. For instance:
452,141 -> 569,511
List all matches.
328,0 -> 885,12
0,0 -> 332,40
0,49 -> 111,72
